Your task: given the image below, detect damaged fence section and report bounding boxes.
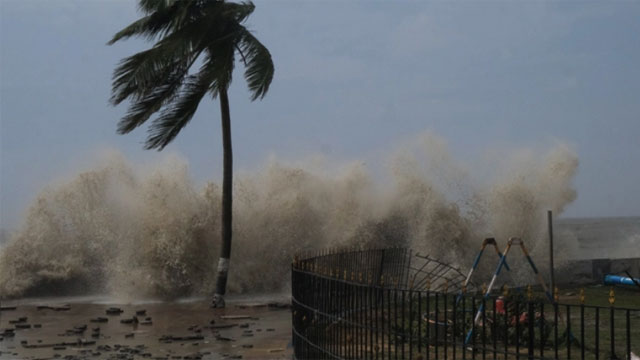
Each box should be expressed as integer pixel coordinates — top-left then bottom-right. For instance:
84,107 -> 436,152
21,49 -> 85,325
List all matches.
291,248 -> 638,360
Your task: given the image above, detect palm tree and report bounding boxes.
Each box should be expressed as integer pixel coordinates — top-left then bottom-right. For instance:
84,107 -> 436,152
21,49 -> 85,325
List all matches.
108,0 -> 274,307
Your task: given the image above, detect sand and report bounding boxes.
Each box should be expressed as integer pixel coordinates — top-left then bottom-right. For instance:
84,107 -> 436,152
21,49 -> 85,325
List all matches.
0,295 -> 292,360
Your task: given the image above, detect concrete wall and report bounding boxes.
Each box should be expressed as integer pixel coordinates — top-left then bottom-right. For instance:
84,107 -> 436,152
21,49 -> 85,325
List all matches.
556,257 -> 640,285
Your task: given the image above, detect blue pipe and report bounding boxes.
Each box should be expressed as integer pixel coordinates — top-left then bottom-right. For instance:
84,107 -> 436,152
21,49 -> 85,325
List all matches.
604,274 -> 640,287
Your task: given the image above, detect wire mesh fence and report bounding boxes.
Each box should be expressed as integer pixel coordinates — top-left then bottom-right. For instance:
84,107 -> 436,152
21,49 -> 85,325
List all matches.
291,248 -> 639,360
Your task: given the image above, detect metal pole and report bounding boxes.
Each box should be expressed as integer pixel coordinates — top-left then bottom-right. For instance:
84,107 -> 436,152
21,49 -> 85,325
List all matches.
548,210 -> 555,293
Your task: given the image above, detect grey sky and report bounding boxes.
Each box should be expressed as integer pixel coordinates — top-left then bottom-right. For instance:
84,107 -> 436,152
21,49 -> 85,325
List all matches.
1,0 -> 639,228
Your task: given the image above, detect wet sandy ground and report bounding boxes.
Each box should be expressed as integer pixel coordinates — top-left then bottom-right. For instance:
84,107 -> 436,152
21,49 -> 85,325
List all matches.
0,295 -> 292,360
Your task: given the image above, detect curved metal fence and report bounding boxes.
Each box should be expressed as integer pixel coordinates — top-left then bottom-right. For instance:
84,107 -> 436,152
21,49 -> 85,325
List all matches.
291,248 -> 638,360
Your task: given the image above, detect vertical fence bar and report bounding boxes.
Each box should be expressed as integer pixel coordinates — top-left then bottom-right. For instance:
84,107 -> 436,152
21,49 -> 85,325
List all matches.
382,282 -> 386,360
331,277 -> 335,359
427,290 -> 431,360
371,285 -> 375,360
435,292 -> 440,360
342,278 -> 351,358
581,304 -> 585,360
377,285 -> 381,360
462,293 -> 467,360
402,289 -> 406,360
356,282 -> 360,358
409,290 -> 413,360
362,283 -> 366,360
322,278 -> 327,358
388,288 -> 392,360
324,275 -> 328,359
351,281 -> 355,360
595,307 -> 599,360
394,289 -> 399,360
374,280 -> 384,360
366,283 -> 370,359
369,267 -> 373,359
360,283 -> 364,360
554,302 -> 559,360
492,297 -> 497,360
452,292 -> 457,360
356,281 -> 360,360
567,305 -> 571,360
516,300 -> 520,360
338,276 -> 342,359
357,282 -> 367,359
345,276 -> 350,360
418,291 -> 422,355
528,301 -> 534,360
626,309 -> 631,360
361,281 -> 365,360
539,302 -> 544,359
328,276 -> 332,360
505,297 -> 509,360
344,279 -> 348,360
359,282 -> 363,360
445,292 -> 449,360
610,306 -> 615,360
482,296 -> 487,360
472,296 -> 476,360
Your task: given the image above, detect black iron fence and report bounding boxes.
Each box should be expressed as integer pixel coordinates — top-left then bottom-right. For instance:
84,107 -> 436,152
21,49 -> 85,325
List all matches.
291,248 -> 639,360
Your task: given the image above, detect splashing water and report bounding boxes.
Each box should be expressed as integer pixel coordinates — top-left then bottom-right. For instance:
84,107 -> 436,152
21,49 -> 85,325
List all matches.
0,133 -> 579,299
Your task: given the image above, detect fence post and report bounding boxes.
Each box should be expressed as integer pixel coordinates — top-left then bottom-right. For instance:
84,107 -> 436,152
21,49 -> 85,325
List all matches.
548,210 -> 555,294
609,287 -> 615,360
528,301 -> 534,360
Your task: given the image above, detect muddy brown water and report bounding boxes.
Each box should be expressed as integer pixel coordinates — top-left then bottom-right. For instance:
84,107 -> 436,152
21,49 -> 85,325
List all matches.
0,295 -> 292,360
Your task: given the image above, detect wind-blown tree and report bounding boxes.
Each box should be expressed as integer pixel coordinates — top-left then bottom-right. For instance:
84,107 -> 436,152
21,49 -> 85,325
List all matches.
108,0 -> 274,307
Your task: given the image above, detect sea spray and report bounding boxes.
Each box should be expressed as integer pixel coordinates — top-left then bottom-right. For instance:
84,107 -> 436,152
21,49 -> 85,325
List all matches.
0,133 -> 579,299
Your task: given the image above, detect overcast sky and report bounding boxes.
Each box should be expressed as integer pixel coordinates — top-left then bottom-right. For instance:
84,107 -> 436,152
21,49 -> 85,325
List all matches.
1,0 -> 640,228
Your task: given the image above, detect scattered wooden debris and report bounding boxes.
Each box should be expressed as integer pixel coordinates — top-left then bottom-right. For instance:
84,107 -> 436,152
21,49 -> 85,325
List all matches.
220,315 -> 252,320
22,339 -> 96,349
62,325 -> 87,336
159,335 -> 204,343
36,305 -> 70,311
9,317 -> 27,324
235,303 -> 266,309
106,307 -> 124,315
215,335 -> 235,342
210,323 -> 237,329
267,302 -> 291,309
120,316 -> 139,324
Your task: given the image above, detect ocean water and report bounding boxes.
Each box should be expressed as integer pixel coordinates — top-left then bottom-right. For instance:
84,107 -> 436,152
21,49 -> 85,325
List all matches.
556,216 -> 640,260
2,137 -> 635,299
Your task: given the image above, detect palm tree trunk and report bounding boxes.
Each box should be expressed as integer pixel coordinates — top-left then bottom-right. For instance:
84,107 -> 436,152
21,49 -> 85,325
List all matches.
213,87 -> 232,307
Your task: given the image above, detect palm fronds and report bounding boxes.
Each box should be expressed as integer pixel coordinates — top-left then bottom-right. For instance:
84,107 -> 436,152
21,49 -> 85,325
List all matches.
238,28 -> 274,101
109,0 -> 273,150
144,65 -> 217,150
